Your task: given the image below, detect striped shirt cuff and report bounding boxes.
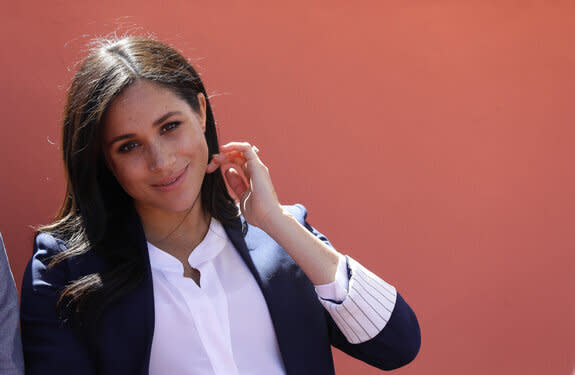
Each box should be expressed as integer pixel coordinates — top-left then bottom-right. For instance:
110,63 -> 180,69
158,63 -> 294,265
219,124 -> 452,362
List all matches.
318,256 -> 397,344
314,253 -> 349,302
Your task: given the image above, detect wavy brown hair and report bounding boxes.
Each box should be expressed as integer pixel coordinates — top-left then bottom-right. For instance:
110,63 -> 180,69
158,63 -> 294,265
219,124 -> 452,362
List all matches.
40,36 -> 238,330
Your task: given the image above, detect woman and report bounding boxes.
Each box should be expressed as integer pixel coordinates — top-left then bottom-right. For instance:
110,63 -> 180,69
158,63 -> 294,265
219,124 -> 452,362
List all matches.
21,36 -> 420,374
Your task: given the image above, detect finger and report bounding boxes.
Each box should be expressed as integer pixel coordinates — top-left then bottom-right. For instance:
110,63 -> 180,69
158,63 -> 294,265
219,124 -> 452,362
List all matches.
206,158 -> 221,174
215,153 -> 257,184
224,167 -> 249,201
220,142 -> 260,162
207,150 -> 249,174
212,151 -> 247,167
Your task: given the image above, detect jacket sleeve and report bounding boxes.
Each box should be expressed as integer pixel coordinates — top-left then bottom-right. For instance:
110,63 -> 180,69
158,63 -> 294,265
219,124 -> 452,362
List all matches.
320,261 -> 421,370
20,233 -> 95,374
0,234 -> 24,375
294,204 -> 421,370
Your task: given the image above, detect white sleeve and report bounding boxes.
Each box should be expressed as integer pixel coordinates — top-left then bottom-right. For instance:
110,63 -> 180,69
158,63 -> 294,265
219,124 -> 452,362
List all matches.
315,255 -> 397,344
314,252 -> 349,302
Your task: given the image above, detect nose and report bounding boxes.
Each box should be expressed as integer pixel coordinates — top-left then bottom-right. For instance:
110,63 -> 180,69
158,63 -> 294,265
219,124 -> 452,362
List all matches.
147,141 -> 176,172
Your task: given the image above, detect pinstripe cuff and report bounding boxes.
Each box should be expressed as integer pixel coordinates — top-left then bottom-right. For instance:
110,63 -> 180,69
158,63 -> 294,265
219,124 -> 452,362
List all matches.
314,253 -> 349,302
318,256 -> 397,344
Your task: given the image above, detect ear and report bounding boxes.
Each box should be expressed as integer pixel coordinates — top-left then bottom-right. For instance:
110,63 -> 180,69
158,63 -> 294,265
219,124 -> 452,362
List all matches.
196,92 -> 207,132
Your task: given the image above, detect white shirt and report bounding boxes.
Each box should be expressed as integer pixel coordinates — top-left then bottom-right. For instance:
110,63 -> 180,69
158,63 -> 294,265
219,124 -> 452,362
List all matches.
147,218 -> 397,374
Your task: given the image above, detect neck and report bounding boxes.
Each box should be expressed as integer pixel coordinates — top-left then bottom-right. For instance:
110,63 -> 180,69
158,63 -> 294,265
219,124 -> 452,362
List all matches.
136,201 -> 210,259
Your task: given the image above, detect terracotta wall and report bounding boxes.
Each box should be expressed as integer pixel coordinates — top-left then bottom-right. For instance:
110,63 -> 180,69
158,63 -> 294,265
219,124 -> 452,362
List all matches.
1,1 -> 573,374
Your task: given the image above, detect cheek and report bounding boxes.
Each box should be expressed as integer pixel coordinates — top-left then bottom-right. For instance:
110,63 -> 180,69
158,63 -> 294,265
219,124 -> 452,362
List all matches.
182,133 -> 209,163
107,158 -> 144,193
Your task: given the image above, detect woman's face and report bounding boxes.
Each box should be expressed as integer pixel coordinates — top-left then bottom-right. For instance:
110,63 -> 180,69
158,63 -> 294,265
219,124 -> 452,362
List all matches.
102,80 -> 209,217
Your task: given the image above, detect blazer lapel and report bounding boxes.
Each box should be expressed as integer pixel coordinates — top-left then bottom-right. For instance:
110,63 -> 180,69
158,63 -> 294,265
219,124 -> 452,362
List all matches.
224,219 -> 334,375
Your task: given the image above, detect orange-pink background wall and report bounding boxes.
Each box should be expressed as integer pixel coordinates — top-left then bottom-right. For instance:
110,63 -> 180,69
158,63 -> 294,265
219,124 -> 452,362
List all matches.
1,1 -> 573,374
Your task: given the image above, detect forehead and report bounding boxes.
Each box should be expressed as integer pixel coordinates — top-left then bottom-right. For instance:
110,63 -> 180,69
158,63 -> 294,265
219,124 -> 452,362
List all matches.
103,80 -> 192,134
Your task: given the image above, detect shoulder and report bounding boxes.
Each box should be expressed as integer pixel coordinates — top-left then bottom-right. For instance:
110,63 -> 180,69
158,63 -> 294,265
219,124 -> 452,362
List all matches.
283,203 -> 308,223
0,233 -> 11,276
22,233 -> 71,294
242,204 -> 308,238
285,204 -> 334,247
24,232 -> 105,292
242,203 -> 333,249
0,232 -> 18,299
33,232 -> 68,257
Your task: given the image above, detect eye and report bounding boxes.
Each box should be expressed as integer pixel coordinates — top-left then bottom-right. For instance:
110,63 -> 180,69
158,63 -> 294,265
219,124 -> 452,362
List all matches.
118,141 -> 139,153
160,121 -> 181,134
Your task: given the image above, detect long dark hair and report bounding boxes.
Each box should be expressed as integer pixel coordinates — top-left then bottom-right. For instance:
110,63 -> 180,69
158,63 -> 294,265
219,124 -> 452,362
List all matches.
40,36 -> 238,329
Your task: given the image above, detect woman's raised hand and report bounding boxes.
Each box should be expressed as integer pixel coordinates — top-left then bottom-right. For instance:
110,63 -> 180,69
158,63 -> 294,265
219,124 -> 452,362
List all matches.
207,142 -> 340,285
206,142 -> 283,231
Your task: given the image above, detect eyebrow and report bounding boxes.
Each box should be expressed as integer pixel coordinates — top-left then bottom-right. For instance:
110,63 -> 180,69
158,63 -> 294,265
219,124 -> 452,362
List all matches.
107,111 -> 183,147
153,111 -> 182,126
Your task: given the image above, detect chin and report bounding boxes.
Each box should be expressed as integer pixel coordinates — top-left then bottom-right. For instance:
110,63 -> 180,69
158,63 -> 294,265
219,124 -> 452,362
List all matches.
160,193 -> 202,214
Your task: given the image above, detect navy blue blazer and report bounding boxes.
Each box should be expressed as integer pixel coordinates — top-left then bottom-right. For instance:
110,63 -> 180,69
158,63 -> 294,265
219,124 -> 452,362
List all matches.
21,205 -> 420,374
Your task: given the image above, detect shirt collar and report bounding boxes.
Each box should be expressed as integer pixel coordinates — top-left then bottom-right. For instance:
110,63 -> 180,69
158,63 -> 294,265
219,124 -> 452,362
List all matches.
147,218 -> 228,274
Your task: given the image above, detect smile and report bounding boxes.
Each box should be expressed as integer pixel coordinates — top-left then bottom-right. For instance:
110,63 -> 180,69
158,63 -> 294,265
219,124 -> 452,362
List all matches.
152,165 -> 188,192
160,177 -> 178,186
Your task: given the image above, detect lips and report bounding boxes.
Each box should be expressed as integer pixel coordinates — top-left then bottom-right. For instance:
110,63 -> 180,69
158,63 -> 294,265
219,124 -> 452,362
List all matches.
158,176 -> 179,186
152,165 -> 188,191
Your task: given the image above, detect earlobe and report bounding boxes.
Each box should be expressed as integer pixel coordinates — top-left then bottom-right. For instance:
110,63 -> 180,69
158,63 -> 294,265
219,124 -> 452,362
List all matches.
197,93 -> 207,132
